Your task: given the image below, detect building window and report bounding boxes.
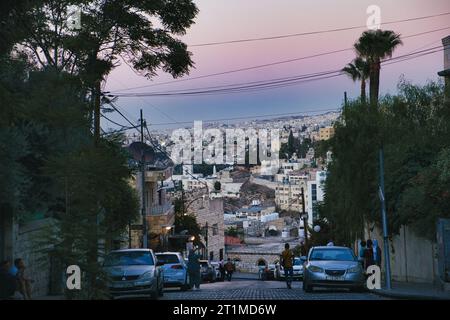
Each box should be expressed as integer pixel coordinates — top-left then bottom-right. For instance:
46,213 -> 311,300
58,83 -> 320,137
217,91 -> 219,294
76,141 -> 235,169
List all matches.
219,248 -> 224,261
311,184 -> 317,202
209,251 -> 214,261
212,223 -> 218,236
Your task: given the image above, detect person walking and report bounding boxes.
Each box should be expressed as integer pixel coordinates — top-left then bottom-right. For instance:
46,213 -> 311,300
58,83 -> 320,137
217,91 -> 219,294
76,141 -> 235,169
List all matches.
364,239 -> 375,270
358,240 -> 366,266
372,239 -> 382,267
219,259 -> 225,282
187,249 -> 201,290
280,243 -> 294,289
14,258 -> 33,299
0,261 -> 17,300
224,258 -> 235,281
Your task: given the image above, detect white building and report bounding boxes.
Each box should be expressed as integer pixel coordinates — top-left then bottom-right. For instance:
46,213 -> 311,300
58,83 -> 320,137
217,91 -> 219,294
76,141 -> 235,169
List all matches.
307,170 -> 327,225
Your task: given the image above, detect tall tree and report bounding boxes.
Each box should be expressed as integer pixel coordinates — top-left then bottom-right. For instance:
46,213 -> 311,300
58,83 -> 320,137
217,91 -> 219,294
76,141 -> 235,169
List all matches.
11,0 -> 199,139
342,57 -> 370,103
354,30 -> 402,108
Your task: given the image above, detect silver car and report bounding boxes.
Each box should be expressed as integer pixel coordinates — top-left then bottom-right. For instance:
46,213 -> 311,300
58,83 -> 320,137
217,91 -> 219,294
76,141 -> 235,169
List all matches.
303,246 -> 366,292
103,249 -> 164,299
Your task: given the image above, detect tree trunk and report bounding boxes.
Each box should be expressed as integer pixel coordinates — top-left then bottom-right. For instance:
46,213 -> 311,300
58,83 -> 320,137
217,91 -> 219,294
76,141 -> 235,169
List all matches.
360,78 -> 366,104
370,60 -> 381,109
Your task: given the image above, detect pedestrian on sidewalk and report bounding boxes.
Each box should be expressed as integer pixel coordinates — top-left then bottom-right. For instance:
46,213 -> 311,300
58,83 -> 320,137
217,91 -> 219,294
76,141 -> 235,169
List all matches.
358,240 -> 366,267
372,239 -> 382,267
280,243 -> 294,289
364,239 -> 375,270
187,249 -> 201,290
0,261 -> 17,300
14,258 -> 33,300
224,258 -> 235,281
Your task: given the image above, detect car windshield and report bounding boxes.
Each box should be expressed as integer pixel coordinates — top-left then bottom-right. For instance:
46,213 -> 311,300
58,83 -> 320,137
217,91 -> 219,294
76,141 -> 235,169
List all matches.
156,254 -> 180,265
309,248 -> 356,261
103,251 -> 154,267
293,258 -> 303,266
200,262 -> 209,268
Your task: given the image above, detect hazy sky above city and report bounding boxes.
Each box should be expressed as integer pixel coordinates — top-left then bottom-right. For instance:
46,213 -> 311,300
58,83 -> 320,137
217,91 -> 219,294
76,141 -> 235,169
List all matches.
104,0 -> 450,130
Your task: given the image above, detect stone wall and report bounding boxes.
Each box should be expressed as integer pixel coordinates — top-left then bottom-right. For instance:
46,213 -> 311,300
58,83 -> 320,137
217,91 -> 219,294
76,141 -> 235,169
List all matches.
365,225 -> 439,284
190,195 -> 225,261
13,218 -> 55,297
226,251 -> 280,272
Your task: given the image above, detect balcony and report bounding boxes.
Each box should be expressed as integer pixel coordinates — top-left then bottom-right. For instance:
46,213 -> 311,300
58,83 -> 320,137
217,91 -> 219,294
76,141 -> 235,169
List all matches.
147,203 -> 174,216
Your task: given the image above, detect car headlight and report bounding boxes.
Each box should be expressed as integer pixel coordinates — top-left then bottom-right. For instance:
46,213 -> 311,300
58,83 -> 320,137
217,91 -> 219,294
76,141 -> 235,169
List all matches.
135,271 -> 155,286
347,265 -> 362,273
307,265 -> 324,273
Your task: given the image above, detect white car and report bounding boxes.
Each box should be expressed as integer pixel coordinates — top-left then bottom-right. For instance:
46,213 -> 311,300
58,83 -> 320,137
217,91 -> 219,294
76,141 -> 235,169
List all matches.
277,256 -> 307,280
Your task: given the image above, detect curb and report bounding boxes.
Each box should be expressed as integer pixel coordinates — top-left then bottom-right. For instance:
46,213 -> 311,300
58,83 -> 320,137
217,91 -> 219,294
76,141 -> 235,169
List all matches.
371,289 -> 450,300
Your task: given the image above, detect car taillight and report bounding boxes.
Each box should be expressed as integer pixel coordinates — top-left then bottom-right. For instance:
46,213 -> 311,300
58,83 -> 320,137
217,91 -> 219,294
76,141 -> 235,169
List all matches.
171,264 -> 183,269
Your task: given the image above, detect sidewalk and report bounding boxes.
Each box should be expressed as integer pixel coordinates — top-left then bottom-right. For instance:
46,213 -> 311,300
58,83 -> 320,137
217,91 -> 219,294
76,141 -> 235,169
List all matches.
372,281 -> 450,300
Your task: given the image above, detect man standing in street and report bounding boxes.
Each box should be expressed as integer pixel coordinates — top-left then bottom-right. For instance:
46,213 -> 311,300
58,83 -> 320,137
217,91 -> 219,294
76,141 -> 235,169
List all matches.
280,243 -> 294,289
224,258 -> 235,281
187,249 -> 201,290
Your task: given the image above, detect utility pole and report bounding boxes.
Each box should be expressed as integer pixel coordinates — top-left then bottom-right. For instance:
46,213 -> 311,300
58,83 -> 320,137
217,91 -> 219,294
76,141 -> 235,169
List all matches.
140,109 -> 148,249
205,221 -> 209,260
379,147 -> 392,290
301,187 -> 308,248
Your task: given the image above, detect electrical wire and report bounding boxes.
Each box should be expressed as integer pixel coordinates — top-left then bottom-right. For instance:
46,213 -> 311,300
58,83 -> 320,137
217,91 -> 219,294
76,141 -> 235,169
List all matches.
189,12 -> 450,47
110,25 -> 450,93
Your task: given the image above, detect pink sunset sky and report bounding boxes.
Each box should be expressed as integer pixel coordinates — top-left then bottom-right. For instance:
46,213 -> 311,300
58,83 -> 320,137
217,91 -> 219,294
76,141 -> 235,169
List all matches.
104,0 -> 450,129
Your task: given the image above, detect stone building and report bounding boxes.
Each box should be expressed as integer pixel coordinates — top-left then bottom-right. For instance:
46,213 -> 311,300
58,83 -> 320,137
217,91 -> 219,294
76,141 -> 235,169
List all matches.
128,141 -> 175,251
186,191 -> 225,262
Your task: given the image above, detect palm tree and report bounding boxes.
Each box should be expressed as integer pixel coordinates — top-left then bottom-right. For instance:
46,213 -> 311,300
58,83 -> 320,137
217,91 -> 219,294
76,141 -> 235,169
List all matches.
354,30 -> 402,108
342,57 -> 370,103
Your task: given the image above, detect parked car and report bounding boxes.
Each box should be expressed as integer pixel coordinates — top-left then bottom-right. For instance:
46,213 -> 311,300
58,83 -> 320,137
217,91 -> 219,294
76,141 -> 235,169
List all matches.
155,252 -> 190,291
210,262 -> 222,280
277,256 -> 307,280
302,246 -> 366,292
259,264 -> 276,280
103,249 -> 164,299
199,260 -> 217,282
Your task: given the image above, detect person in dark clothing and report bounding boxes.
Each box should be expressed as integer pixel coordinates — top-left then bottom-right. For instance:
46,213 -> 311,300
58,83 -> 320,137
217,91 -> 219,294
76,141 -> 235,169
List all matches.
219,260 -> 225,281
364,239 -> 375,270
187,249 -> 201,290
372,239 -> 382,267
0,260 -> 17,299
224,258 -> 235,281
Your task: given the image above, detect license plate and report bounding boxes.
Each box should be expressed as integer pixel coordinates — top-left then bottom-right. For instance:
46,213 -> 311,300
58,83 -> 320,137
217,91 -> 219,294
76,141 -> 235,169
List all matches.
113,282 -> 134,288
326,276 -> 344,281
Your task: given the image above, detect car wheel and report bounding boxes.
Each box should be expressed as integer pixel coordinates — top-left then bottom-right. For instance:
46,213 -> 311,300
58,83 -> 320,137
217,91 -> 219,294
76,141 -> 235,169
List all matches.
181,275 -> 189,291
303,280 -> 313,293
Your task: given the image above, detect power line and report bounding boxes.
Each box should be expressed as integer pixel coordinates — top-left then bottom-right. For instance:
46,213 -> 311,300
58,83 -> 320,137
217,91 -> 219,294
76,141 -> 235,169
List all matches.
111,46 -> 443,98
110,26 -> 450,93
100,112 -> 134,128
189,12 -> 450,47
